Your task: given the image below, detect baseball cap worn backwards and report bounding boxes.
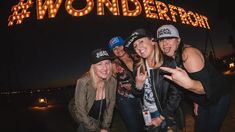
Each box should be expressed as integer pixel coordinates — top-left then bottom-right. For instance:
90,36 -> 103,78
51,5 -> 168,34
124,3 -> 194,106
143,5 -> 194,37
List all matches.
156,24 -> 179,40
125,28 -> 152,50
90,48 -> 112,64
108,36 -> 124,50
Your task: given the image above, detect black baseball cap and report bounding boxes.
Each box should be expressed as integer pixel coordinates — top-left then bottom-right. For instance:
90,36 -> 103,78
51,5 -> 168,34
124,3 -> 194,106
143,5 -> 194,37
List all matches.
90,48 -> 112,64
125,28 -> 153,50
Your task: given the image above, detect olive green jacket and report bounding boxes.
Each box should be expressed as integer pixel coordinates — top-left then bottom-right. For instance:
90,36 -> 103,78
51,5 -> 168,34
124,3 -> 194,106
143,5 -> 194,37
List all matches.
74,72 -> 117,131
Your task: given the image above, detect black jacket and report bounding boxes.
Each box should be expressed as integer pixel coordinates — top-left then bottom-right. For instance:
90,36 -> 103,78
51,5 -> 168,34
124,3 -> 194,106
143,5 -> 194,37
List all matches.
134,55 -> 182,119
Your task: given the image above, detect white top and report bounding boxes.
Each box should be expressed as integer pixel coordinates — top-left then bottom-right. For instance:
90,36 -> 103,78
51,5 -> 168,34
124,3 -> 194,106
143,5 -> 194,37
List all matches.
143,60 -> 158,113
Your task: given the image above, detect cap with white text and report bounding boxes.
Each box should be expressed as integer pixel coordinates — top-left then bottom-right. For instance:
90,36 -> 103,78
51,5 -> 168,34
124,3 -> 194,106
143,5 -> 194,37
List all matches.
90,48 -> 112,64
156,24 -> 179,40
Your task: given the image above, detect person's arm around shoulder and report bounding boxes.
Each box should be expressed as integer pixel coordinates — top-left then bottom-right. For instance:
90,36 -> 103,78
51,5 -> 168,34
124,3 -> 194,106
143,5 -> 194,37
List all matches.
182,47 -> 205,94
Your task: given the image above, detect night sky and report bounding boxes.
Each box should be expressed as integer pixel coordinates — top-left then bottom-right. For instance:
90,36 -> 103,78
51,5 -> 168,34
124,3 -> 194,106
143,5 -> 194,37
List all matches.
1,0 -> 234,90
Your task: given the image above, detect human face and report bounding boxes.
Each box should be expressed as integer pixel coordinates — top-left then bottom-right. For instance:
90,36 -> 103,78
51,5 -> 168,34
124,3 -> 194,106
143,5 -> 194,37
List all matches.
133,37 -> 155,59
94,60 -> 111,80
158,37 -> 180,57
112,45 -> 126,57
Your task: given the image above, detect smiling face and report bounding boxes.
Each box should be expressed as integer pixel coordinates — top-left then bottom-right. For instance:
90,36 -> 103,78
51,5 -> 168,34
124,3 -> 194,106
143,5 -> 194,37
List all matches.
93,59 -> 111,80
112,45 -> 126,58
133,37 -> 155,59
158,37 -> 180,57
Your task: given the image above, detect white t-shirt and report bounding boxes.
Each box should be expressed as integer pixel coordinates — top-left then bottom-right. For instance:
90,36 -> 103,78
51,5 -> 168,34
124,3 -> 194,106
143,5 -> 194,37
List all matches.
143,61 -> 158,113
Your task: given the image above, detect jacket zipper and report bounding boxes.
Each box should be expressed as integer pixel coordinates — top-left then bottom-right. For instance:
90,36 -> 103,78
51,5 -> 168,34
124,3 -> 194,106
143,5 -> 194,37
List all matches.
151,69 -> 163,112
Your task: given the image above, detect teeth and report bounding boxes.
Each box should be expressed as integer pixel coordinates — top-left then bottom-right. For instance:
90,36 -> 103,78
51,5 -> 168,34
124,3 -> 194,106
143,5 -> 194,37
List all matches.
140,49 -> 145,54
101,71 -> 107,74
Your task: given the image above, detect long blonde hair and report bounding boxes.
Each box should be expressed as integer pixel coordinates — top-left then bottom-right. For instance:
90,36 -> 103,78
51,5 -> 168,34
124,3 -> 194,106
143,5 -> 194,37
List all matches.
137,40 -> 164,71
89,62 -> 112,88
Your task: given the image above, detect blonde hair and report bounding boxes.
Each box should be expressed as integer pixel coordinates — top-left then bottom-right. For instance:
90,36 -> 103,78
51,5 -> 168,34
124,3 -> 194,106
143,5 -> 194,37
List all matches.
137,40 -> 164,71
89,62 -> 112,88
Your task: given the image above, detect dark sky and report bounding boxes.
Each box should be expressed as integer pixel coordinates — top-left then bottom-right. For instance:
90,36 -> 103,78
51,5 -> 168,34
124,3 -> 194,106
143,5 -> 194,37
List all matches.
1,0 -> 234,90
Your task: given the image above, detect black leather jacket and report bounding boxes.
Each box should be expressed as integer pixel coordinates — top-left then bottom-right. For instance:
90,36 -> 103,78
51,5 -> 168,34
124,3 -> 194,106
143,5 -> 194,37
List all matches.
135,55 -> 182,119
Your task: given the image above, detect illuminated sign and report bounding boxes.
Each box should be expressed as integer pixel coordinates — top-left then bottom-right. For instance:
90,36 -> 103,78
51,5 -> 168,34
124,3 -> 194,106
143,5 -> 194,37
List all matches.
8,0 -> 210,29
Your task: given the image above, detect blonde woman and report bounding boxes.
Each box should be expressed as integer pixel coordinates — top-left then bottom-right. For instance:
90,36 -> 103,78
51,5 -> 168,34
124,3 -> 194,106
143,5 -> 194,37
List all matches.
125,29 -> 182,132
74,48 -> 116,132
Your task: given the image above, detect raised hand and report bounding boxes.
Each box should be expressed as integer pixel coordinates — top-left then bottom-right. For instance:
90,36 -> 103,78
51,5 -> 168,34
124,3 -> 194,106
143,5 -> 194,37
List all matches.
135,66 -> 147,89
159,66 -> 193,89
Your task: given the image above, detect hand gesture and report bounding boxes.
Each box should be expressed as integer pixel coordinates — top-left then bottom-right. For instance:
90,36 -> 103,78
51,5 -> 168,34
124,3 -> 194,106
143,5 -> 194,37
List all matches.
159,66 -> 193,89
135,66 -> 147,89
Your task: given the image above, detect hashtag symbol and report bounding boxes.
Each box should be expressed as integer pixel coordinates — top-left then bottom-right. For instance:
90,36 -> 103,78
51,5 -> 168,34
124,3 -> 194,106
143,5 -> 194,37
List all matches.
8,0 -> 33,26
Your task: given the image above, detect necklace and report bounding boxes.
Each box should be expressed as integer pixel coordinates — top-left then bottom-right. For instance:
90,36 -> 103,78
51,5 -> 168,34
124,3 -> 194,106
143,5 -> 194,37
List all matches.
96,83 -> 105,100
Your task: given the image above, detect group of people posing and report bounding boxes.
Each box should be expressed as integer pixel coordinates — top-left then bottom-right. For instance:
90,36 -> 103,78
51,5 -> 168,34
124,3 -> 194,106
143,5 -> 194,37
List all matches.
69,24 -> 232,132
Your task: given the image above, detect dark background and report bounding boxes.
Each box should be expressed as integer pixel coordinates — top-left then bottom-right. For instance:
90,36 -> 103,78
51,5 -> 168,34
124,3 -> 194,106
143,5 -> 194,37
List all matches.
1,0 -> 235,90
